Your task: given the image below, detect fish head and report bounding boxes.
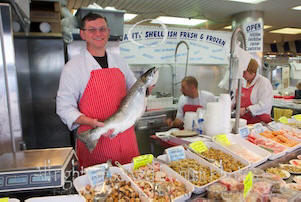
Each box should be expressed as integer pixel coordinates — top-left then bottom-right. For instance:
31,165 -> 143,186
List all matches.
141,67 -> 159,87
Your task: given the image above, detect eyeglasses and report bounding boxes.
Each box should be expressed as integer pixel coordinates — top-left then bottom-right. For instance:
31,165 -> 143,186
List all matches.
82,27 -> 109,34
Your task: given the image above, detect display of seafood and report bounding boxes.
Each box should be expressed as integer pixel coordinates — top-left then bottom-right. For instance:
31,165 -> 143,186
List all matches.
280,164 -> 301,174
200,148 -> 246,172
266,167 -> 290,179
80,174 -> 141,202
130,162 -> 188,201
247,134 -> 287,153
225,144 -> 262,163
279,125 -> 301,140
168,159 -> 221,186
259,131 -> 300,147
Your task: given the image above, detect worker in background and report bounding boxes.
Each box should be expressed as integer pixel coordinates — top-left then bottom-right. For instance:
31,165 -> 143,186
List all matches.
239,58 -> 273,124
166,76 -> 216,128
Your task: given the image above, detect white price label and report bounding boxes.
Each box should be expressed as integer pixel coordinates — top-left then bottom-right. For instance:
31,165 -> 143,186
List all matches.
87,164 -> 111,186
253,123 -> 265,134
239,126 -> 250,138
268,121 -> 281,131
166,146 -> 186,162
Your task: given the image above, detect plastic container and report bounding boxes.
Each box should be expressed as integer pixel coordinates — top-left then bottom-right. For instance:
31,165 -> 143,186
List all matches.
212,134 -> 271,167
206,183 -> 227,200
73,167 -> 148,202
122,162 -> 194,202
194,141 -> 250,175
24,195 -> 84,202
157,149 -> 224,194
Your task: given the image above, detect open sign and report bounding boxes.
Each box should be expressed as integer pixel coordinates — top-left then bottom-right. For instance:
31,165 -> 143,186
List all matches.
246,23 -> 262,32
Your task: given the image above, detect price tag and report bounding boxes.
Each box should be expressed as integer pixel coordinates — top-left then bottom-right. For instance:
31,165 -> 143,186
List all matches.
253,123 -> 265,134
0,198 -> 9,202
268,121 -> 281,131
133,154 -> 153,170
239,126 -> 250,138
189,141 -> 208,154
166,146 -> 186,162
87,164 -> 111,186
243,171 -> 253,198
279,116 -> 288,124
214,134 -> 231,146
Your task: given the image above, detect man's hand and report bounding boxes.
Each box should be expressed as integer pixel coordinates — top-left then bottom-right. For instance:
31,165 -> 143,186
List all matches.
90,118 -> 105,128
166,118 -> 173,127
239,107 -> 247,116
146,85 -> 155,96
75,115 -> 104,128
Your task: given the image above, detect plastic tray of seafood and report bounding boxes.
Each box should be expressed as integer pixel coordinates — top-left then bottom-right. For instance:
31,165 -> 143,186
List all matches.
276,123 -> 301,141
122,161 -> 194,202
212,134 -> 271,167
254,130 -> 301,152
73,167 -> 148,202
246,132 -> 289,160
157,149 -> 224,194
189,141 -> 250,175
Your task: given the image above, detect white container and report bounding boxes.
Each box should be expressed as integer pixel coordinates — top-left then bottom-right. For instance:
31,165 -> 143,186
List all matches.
122,162 -> 194,202
192,141 -> 251,175
204,102 -> 226,136
157,150 -> 224,194
212,134 -> 271,167
25,195 -> 84,202
184,111 -> 198,131
248,133 -> 288,160
73,167 -> 148,202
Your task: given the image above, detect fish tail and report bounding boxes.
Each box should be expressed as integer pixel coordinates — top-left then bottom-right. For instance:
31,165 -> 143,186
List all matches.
77,129 -> 98,153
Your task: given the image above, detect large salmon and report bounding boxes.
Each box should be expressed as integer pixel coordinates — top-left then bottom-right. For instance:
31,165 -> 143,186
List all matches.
77,67 -> 159,152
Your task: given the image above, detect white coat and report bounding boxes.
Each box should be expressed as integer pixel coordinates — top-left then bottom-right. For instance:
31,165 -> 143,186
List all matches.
176,90 -> 217,121
56,48 -> 136,131
242,74 -> 273,116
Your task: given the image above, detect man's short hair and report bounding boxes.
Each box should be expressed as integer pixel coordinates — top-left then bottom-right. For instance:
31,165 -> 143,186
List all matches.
80,13 -> 107,29
247,58 -> 258,74
182,76 -> 198,88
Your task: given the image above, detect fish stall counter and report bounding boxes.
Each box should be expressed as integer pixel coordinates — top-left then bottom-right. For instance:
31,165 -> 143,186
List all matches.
135,107 -> 177,156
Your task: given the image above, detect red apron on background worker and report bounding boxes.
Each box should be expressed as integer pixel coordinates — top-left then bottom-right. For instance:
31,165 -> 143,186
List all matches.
56,13 -> 139,168
239,59 -> 273,124
166,76 -> 216,129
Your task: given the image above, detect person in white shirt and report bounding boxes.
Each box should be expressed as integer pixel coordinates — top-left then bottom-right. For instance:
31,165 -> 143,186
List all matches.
166,76 -> 216,128
56,13 -> 140,168
238,58 -> 273,124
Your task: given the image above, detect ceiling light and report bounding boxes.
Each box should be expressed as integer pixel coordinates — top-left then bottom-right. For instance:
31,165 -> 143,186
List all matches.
124,13 -> 137,22
264,25 -> 272,29
270,28 -> 301,34
228,0 -> 266,4
151,16 -> 207,26
292,6 -> 301,10
224,25 -> 232,29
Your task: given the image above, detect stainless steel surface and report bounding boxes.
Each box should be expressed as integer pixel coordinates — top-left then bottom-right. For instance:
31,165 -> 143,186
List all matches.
0,4 -> 23,154
0,147 -> 74,172
230,27 -> 246,134
13,37 -> 71,149
135,109 -> 176,155
173,41 -> 189,98
14,38 -> 35,148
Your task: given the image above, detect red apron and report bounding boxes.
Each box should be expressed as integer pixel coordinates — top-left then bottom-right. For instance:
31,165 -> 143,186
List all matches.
183,104 -> 202,114
240,85 -> 271,124
76,68 -> 139,168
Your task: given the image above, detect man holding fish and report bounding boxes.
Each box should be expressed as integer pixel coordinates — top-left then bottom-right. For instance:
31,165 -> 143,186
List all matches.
56,13 -> 158,168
